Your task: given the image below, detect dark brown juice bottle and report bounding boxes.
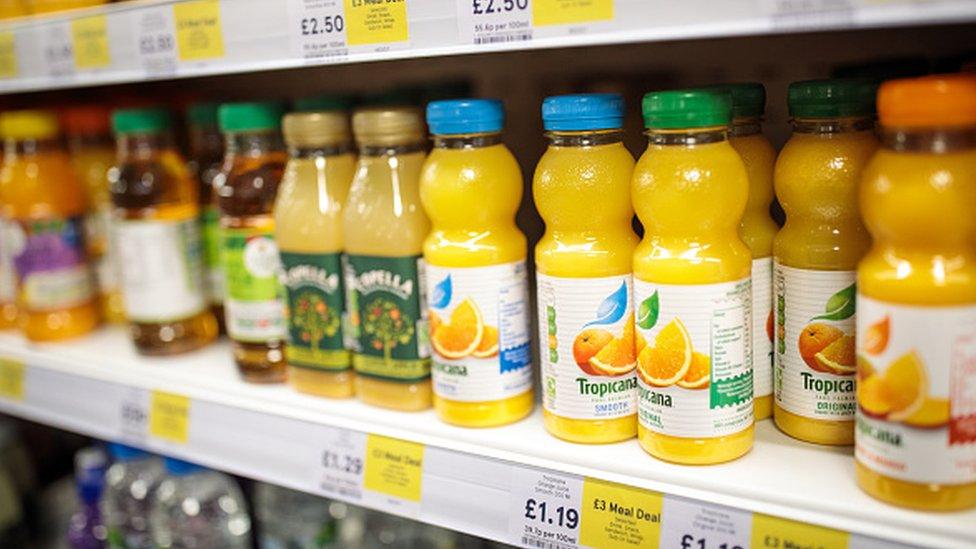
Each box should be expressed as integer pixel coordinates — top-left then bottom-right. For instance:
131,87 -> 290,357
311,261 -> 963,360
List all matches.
214,102 -> 288,383
109,107 -> 218,354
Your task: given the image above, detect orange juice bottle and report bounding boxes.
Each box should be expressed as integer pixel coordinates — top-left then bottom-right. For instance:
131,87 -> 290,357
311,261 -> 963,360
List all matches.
725,83 -> 778,420
421,99 -> 534,427
856,75 -> 976,511
343,108 -> 431,410
63,105 -> 126,325
633,89 -> 754,464
534,94 -> 638,444
109,108 -> 218,355
773,79 -> 878,445
0,110 -> 100,341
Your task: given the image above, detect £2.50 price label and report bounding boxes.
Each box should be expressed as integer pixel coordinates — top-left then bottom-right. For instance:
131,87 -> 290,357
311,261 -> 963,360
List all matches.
579,478 -> 663,547
173,0 -> 224,61
287,0 -> 349,60
0,358 -> 24,401
343,0 -> 408,47
751,513 -> 849,549
509,466 -> 583,548
149,391 -> 191,444
71,15 -> 111,69
456,0 -> 532,46
363,434 -> 423,502
659,494 -> 752,549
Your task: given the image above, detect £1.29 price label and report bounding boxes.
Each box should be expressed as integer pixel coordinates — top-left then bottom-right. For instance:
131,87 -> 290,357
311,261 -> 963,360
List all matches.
312,425 -> 367,501
509,467 -> 583,548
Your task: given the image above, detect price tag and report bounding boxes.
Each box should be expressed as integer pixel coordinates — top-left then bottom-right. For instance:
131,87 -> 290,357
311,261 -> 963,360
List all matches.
0,358 -> 24,401
40,23 -> 74,78
509,466 -> 583,548
532,0 -> 613,27
71,15 -> 110,69
659,495 -> 751,549
363,434 -> 423,502
342,0 -> 408,47
173,0 -> 224,62
579,477 -> 663,547
287,0 -> 349,61
149,391 -> 190,444
313,426 -> 367,501
456,0 -> 532,46
763,0 -> 854,30
116,387 -> 150,442
0,31 -> 18,78
751,513 -> 849,549
133,6 -> 178,76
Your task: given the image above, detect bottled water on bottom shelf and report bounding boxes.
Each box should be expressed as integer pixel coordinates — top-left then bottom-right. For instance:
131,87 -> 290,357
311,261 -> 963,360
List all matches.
102,443 -> 165,549
253,482 -> 336,549
68,446 -> 109,549
149,458 -> 251,549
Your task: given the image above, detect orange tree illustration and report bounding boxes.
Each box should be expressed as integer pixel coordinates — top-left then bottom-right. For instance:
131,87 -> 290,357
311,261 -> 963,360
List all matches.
362,297 -> 414,361
292,291 -> 340,350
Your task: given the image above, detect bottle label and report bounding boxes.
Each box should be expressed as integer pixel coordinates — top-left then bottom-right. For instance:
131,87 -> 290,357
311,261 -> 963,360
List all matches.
635,278 -> 753,438
537,273 -> 637,420
855,296 -> 976,485
426,260 -> 533,402
0,219 -> 17,303
114,216 -> 207,323
202,206 -> 224,304
753,257 -> 773,400
9,216 -> 95,311
223,227 -> 286,342
774,262 -> 857,421
345,254 -> 430,382
280,251 -> 349,372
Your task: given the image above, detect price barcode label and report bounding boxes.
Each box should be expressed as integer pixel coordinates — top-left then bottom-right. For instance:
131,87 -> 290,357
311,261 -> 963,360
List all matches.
40,23 -> 74,78
287,0 -> 349,61
71,15 -> 110,70
173,0 -> 224,62
0,32 -> 16,78
509,466 -> 583,548
0,358 -> 24,401
133,6 -> 178,76
579,477 -> 662,547
457,0 -> 532,46
363,434 -> 424,502
751,513 -> 849,549
659,495 -> 751,549
312,425 -> 367,501
149,391 -> 190,444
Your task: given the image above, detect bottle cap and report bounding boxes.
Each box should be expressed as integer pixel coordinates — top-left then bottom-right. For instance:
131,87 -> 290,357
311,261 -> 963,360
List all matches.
642,88 -> 732,129
541,93 -> 624,131
218,102 -> 285,133
164,457 -> 205,476
788,79 -> 877,119
283,111 -> 351,148
877,74 -> 976,127
186,102 -> 220,128
710,82 -> 765,119
0,110 -> 60,140
426,99 -> 504,135
108,443 -> 151,461
294,95 -> 353,113
112,107 -> 172,135
61,105 -> 111,136
352,107 -> 424,146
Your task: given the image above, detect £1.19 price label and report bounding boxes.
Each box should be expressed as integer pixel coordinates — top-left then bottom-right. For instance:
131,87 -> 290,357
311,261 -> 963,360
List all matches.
659,494 -> 751,549
509,467 -> 583,548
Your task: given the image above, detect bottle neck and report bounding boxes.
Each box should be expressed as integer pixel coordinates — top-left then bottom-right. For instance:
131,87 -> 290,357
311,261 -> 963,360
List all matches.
4,136 -> 63,158
792,117 -> 875,135
288,142 -> 352,159
646,126 -> 727,146
729,117 -> 762,138
357,141 -> 425,157
67,133 -> 113,151
188,125 -> 223,158
880,126 -> 976,154
116,132 -> 176,159
545,129 -> 623,147
432,132 -> 501,150
226,130 -> 285,158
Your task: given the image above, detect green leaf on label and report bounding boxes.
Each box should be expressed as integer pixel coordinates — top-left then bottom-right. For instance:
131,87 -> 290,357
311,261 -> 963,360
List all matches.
637,291 -> 659,330
811,283 -> 856,321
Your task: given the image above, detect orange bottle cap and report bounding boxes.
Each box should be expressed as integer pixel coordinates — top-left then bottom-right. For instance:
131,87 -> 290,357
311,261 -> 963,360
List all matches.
61,105 -> 111,136
878,74 -> 976,127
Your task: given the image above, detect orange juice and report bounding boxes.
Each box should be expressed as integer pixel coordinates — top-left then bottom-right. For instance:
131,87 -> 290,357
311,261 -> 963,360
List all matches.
534,94 -> 638,444
633,89 -> 754,464
0,110 -> 100,341
773,79 -> 878,445
724,83 -> 778,421
856,75 -> 976,510
344,108 -> 431,411
421,99 -> 533,427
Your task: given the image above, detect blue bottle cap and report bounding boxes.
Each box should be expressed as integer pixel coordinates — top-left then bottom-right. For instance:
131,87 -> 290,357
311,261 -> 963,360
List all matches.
541,93 -> 624,131
426,99 -> 504,135
108,443 -> 151,462
77,477 -> 103,504
164,457 -> 205,476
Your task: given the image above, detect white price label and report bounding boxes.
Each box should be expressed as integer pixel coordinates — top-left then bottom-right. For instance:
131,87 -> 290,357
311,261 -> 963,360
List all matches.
133,6 -> 178,76
457,0 -> 533,46
660,495 -> 751,549
116,387 -> 150,443
509,466 -> 583,548
311,426 -> 366,501
288,0 -> 350,61
40,23 -> 74,78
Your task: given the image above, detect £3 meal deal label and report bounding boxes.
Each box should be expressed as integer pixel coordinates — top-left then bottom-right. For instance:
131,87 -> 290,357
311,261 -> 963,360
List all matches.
634,279 -> 754,438
536,273 -> 637,421
855,296 -> 976,485
426,261 -> 532,402
774,263 -> 857,421
579,478 -> 663,548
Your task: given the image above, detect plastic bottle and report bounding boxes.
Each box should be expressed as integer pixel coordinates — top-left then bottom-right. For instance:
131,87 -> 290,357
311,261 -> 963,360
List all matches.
102,443 -> 165,549
68,446 -> 108,549
421,99 -> 533,427
253,482 -> 336,549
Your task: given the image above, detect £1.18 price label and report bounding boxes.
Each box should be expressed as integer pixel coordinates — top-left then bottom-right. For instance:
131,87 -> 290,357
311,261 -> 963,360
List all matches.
659,494 -> 751,549
509,467 -> 583,548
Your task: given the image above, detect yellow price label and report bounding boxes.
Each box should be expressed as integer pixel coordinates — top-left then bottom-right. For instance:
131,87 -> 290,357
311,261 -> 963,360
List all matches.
72,15 -> 111,69
533,0 -> 613,27
579,477 -> 663,547
363,434 -> 423,501
751,513 -> 849,549
149,391 -> 191,443
173,0 -> 224,61
343,0 -> 408,46
0,358 -> 24,401
0,32 -> 16,78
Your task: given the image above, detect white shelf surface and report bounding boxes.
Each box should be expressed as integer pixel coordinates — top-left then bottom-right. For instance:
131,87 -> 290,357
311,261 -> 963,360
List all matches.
0,328 -> 972,548
0,0 -> 973,94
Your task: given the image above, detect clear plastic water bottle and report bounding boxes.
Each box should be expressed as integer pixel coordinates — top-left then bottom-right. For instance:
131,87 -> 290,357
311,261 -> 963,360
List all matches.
253,482 -> 336,549
68,446 -> 109,549
149,458 -> 251,549
103,443 -> 165,549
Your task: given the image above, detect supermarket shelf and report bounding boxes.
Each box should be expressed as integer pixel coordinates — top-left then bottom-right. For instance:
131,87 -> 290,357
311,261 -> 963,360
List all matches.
0,0 -> 973,94
0,329 -> 972,548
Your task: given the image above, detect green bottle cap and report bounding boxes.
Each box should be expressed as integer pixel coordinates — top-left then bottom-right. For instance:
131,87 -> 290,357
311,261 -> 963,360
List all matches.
642,88 -> 732,129
112,107 -> 172,135
218,102 -> 285,133
788,79 -> 877,119
186,102 -> 219,127
712,82 -> 765,119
